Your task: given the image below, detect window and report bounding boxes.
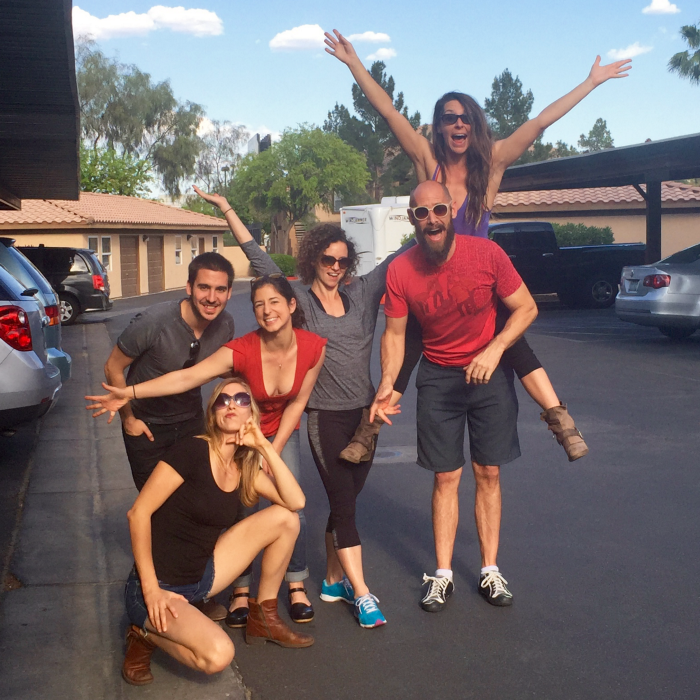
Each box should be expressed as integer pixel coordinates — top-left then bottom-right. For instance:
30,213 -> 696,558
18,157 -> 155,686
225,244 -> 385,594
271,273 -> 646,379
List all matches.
69,254 -> 89,274
212,236 -> 218,254
191,236 -> 197,261
87,236 -> 98,253
100,236 -> 112,271
175,236 -> 182,265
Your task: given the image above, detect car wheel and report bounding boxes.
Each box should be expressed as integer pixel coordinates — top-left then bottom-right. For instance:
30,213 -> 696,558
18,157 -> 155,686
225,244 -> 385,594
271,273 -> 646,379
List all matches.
59,294 -> 80,325
658,326 -> 696,340
584,275 -> 618,309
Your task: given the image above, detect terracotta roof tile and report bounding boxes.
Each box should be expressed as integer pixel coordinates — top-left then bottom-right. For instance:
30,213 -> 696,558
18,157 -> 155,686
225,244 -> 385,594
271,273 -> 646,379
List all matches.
0,192 -> 228,229
494,181 -> 700,208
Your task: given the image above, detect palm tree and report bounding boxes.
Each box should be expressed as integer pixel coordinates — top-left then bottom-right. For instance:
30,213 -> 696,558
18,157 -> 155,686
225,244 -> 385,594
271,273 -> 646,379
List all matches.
669,20 -> 700,85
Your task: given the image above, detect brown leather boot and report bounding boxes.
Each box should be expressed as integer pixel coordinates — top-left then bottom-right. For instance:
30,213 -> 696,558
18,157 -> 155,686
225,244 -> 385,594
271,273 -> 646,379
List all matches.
122,624 -> 157,686
339,408 -> 385,464
540,403 -> 589,462
245,598 -> 314,648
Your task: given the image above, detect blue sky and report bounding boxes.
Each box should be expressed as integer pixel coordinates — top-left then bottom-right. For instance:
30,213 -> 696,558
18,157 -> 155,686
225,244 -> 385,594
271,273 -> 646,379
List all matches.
73,1 -> 698,149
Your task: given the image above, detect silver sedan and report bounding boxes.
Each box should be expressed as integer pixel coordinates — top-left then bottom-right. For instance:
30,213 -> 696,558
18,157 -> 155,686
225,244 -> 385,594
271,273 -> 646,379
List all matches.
616,243 -> 700,339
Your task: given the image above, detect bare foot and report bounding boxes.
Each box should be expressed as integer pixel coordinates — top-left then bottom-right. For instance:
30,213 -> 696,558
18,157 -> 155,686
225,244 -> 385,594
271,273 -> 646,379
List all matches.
289,585 -> 311,607
229,586 -> 249,611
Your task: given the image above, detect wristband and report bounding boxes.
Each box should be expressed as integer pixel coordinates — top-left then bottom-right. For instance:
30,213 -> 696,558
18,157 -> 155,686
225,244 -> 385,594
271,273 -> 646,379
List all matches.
132,385 -> 137,400
221,208 -> 232,215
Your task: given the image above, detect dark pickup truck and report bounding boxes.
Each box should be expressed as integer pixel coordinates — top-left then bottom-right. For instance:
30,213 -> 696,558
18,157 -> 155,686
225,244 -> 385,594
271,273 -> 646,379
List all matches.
489,221 -> 646,308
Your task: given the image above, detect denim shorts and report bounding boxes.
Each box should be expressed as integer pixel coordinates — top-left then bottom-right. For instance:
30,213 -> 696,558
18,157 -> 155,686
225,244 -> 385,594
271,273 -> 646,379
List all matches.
124,556 -> 216,629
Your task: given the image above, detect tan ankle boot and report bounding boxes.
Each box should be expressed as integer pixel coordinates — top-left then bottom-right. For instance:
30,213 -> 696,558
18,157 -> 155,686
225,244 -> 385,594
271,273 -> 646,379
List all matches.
339,408 -> 384,464
540,403 -> 589,462
122,625 -> 157,686
245,598 -> 314,648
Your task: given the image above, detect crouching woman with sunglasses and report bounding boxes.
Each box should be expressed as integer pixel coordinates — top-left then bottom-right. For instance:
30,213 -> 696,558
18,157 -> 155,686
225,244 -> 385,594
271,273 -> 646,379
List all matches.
119,378 -> 313,686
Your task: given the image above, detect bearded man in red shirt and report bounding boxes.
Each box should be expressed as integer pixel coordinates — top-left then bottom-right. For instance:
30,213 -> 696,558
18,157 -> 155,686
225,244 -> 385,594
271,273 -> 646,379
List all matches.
370,180 -> 538,613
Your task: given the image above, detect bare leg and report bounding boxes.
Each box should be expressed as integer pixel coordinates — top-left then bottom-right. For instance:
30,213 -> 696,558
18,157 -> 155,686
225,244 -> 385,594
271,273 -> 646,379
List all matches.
432,469 -> 462,570
229,586 -> 249,612
520,368 -> 559,411
288,583 -> 311,606
336,545 -> 369,598
325,532 -> 345,584
472,462 -> 501,568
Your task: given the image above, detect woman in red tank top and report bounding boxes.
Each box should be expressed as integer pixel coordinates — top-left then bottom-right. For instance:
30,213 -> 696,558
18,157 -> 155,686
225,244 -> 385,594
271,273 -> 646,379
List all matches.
87,274 -> 326,625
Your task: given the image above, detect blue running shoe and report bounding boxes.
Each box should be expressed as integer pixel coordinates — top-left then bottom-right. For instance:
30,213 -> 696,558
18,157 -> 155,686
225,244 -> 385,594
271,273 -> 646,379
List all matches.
354,593 -> 387,628
320,577 -> 354,604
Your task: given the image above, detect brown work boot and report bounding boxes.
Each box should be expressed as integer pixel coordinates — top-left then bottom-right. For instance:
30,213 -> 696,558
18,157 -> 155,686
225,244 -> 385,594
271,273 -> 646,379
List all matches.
245,598 -> 314,648
339,408 -> 385,464
540,403 -> 589,462
122,624 -> 157,686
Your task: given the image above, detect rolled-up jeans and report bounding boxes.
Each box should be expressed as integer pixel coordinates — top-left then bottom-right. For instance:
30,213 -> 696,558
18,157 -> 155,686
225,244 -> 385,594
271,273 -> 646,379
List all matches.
233,429 -> 308,587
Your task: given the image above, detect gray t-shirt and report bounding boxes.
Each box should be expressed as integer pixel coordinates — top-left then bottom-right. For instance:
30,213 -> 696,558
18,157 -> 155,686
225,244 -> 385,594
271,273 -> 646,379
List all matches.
241,240 -> 413,411
117,299 -> 235,424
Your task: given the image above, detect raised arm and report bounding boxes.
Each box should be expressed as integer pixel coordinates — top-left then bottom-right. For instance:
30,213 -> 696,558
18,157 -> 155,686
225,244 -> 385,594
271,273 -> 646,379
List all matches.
86,346 -> 234,421
370,314 -> 408,423
491,56 -> 632,175
325,30 -> 434,177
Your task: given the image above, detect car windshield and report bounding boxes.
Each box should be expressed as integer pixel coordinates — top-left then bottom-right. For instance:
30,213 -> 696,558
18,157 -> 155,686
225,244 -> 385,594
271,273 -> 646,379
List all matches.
659,243 -> 700,266
0,244 -> 48,296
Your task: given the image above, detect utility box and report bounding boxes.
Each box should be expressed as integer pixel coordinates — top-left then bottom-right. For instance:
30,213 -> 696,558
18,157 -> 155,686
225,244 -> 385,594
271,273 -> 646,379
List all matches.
340,196 -> 414,276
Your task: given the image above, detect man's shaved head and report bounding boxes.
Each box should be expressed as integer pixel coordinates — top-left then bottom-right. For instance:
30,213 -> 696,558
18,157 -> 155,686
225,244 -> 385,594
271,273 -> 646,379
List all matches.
410,180 -> 451,207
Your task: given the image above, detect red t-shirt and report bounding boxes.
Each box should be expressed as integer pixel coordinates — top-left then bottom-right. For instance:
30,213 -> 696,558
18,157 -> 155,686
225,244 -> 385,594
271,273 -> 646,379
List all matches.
224,328 -> 326,437
384,235 -> 522,367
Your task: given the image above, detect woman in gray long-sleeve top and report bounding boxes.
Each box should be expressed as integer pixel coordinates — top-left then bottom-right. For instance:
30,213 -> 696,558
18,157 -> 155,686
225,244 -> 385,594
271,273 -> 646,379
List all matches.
194,186 -> 412,629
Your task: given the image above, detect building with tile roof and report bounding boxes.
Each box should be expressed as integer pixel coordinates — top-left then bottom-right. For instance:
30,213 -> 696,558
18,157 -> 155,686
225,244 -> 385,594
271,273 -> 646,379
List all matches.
492,181 -> 700,258
0,192 -> 251,298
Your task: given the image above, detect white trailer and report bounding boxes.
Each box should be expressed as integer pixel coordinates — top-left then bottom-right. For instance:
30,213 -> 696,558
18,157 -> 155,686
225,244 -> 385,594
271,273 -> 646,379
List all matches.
340,196 -> 414,276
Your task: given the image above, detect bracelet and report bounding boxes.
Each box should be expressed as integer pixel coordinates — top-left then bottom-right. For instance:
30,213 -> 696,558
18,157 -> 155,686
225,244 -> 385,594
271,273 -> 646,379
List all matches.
221,208 -> 232,215
132,385 -> 137,400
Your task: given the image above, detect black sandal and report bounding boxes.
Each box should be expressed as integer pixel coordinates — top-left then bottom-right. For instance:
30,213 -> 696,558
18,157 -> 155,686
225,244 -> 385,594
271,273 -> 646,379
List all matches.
225,592 -> 249,628
288,586 -> 314,624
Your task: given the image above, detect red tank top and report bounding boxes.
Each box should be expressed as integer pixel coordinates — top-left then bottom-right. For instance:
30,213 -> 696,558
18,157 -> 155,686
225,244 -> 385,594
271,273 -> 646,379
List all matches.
225,328 -> 326,437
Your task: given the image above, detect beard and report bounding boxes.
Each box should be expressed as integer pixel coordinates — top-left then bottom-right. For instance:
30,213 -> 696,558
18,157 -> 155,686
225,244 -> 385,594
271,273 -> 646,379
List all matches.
416,218 -> 455,266
188,295 -> 220,322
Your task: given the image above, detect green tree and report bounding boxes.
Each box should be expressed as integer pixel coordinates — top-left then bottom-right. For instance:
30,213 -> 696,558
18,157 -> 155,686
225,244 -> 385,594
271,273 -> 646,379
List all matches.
552,222 -> 614,246
578,118 -> 614,152
233,126 -> 369,253
194,120 -> 249,192
80,144 -> 152,197
324,62 -> 421,202
668,18 -> 700,85
484,69 -> 534,139
76,40 -> 204,196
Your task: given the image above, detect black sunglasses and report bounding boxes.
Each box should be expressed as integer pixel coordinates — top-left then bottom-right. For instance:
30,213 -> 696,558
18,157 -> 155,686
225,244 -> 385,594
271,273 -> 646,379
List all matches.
320,255 -> 351,269
409,203 -> 450,220
183,339 -> 201,369
440,113 -> 470,126
213,391 -> 252,411
251,272 -> 285,286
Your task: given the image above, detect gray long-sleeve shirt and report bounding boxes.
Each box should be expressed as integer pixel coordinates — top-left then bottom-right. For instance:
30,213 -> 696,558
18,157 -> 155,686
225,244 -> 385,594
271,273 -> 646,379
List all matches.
242,240 -> 413,411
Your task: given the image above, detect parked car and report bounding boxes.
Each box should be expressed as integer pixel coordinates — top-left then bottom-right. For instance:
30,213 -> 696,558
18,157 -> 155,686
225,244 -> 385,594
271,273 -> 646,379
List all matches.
0,266 -> 62,430
18,245 -> 112,324
489,221 -> 646,308
615,242 -> 700,339
0,238 -> 71,380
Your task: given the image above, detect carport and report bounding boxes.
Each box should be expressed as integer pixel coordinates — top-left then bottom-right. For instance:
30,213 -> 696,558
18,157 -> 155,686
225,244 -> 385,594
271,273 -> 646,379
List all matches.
500,133 -> 700,264
0,0 -> 79,209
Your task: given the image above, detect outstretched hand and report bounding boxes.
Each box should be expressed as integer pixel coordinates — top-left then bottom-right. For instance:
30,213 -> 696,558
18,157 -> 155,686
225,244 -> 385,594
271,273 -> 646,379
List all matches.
369,380 -> 401,425
85,382 -> 130,422
324,30 -> 359,65
588,55 -> 632,87
192,185 -> 230,212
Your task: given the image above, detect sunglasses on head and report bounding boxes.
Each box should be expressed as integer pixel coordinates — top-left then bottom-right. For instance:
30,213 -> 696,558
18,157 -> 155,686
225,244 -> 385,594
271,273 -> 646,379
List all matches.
182,339 -> 201,369
440,113 -> 470,126
319,255 -> 351,270
251,272 -> 285,286
213,391 -> 252,411
409,203 -> 450,221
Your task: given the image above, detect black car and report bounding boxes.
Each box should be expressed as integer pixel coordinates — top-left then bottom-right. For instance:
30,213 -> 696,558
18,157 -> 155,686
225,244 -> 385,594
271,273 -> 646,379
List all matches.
18,246 -> 112,324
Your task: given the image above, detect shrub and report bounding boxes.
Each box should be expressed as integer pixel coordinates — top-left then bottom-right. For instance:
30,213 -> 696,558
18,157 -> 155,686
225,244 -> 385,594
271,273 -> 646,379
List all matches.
400,232 -> 416,245
552,223 -> 614,247
270,254 -> 297,277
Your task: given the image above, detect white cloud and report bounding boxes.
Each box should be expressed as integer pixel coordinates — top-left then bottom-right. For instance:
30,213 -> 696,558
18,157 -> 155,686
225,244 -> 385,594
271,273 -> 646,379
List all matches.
642,0 -> 680,14
607,42 -> 653,59
347,31 -> 391,43
72,5 -> 223,41
366,47 -> 397,61
269,24 -> 325,51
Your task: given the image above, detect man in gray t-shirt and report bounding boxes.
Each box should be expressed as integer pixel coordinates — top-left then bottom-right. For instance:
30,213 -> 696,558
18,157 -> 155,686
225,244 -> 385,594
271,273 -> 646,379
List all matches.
104,253 -> 235,491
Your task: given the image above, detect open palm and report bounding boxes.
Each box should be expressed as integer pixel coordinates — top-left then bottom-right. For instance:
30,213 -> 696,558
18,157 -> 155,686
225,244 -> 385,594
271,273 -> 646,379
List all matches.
588,55 -> 632,87
324,30 -> 358,65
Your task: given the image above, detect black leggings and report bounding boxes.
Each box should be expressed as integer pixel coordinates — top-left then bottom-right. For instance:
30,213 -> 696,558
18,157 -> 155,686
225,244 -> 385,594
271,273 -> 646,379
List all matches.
306,407 -> 375,550
394,306 -> 543,395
